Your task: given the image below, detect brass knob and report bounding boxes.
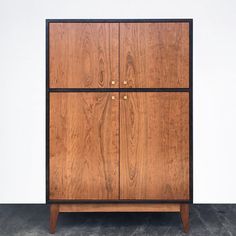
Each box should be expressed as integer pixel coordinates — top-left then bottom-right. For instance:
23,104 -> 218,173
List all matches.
123,95 -> 128,100
111,96 -> 115,100
111,81 -> 116,85
123,81 -> 128,85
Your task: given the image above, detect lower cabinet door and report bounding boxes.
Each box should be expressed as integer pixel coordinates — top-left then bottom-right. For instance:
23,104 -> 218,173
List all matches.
120,92 -> 190,200
49,92 -> 119,200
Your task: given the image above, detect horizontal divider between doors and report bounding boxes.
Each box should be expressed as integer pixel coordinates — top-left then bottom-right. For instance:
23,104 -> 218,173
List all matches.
49,88 -> 190,93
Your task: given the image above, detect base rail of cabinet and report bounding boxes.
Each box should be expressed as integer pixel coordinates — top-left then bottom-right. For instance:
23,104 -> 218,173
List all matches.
49,203 -> 189,234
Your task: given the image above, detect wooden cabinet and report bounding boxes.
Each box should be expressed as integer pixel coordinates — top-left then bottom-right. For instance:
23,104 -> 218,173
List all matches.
46,19 -> 193,234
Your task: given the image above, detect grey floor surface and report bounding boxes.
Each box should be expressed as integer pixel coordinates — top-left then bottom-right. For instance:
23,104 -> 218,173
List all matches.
0,204 -> 235,236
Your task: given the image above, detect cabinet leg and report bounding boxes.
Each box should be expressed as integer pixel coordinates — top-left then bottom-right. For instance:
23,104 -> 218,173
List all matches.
180,204 -> 189,233
50,204 -> 59,234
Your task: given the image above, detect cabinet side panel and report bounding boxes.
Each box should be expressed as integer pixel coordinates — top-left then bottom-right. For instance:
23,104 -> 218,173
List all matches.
120,92 -> 189,200
49,23 -> 119,88
49,93 -> 119,200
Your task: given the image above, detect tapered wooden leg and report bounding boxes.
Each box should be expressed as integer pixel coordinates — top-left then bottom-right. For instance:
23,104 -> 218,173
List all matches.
180,204 -> 189,233
50,204 -> 59,234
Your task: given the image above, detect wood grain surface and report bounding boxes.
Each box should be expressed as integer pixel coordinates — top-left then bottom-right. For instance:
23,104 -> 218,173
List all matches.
50,204 -> 59,234
120,92 -> 189,200
49,23 -> 119,88
59,203 -> 181,212
120,23 -> 189,88
49,92 -> 119,200
180,204 -> 190,233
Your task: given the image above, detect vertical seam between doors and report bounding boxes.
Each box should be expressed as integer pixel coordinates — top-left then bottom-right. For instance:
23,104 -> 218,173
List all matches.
118,22 -> 121,200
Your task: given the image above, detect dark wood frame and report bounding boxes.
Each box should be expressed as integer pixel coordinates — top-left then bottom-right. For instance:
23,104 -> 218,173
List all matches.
46,18 -> 193,204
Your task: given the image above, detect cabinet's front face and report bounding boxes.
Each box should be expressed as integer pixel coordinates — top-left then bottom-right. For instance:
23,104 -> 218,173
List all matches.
49,93 -> 119,200
48,21 -> 191,202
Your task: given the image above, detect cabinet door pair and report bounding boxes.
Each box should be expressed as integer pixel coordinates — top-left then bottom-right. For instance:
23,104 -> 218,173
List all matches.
49,92 -> 189,201
49,22 -> 190,201
49,23 -> 189,88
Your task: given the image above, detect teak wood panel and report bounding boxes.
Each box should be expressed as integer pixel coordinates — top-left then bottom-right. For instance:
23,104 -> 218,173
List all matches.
120,92 -> 189,200
49,93 -> 119,200
120,23 -> 189,88
59,203 -> 181,212
49,23 -> 119,88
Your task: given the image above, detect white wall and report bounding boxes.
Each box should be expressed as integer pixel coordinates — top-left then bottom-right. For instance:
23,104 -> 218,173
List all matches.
0,0 -> 236,203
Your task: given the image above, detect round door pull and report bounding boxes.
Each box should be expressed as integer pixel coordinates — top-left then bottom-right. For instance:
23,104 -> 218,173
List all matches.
111,81 -> 116,85
111,96 -> 115,100
123,81 -> 128,85
123,95 -> 128,100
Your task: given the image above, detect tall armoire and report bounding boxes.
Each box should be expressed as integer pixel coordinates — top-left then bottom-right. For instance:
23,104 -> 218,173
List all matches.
46,19 -> 193,234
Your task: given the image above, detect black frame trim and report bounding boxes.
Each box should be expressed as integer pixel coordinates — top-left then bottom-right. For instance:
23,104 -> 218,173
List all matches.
47,199 -> 191,204
46,21 -> 50,202
189,20 -> 193,202
46,18 -> 193,204
46,19 -> 192,23
49,88 -> 190,93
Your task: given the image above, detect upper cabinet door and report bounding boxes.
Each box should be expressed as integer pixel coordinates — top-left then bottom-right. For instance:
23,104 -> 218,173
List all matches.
49,23 -> 119,88
120,23 -> 189,88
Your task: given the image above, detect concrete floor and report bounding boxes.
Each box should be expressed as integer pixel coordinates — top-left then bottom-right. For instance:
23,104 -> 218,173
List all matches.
0,205 -> 235,235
